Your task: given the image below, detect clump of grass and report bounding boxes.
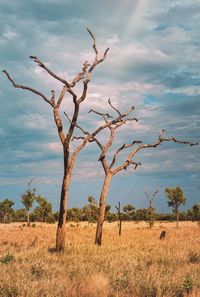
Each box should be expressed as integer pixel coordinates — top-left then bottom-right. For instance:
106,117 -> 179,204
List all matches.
0,254 -> 14,265
187,251 -> 200,264
0,285 -> 18,297
182,274 -> 193,295
31,264 -> 45,279
138,280 -> 157,297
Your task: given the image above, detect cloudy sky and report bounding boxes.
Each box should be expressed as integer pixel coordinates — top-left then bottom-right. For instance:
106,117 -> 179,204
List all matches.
0,0 -> 199,212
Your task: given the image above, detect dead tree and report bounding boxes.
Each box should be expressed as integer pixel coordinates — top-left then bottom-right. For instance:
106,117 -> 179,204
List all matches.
3,29 -> 109,251
71,99 -> 197,245
115,202 -> 122,236
144,189 -> 159,229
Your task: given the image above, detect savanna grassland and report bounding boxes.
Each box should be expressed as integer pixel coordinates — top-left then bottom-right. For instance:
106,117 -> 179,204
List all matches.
0,222 -> 200,297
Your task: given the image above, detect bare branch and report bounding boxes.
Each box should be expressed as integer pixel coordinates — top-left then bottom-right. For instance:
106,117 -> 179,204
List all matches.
152,189 -> 159,199
53,107 -> 65,144
88,109 -> 113,119
144,188 -> 151,201
123,160 -> 141,171
126,116 -> 138,122
110,140 -> 142,168
72,136 -> 85,141
112,130 -> 198,175
108,98 -> 121,116
3,70 -> 54,107
57,85 -> 67,107
92,137 -> 104,151
70,61 -> 90,88
115,202 -> 120,212
86,28 -> 98,57
158,129 -> 198,146
51,90 -> 55,102
64,111 -> 89,136
86,28 -> 109,75
76,29 -> 109,105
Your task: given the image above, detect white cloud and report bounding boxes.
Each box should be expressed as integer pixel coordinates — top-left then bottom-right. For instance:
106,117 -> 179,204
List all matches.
44,142 -> 62,152
3,28 -> 18,39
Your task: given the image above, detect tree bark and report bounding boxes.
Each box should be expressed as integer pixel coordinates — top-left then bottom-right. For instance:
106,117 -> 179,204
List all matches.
149,207 -> 153,229
56,152 -> 72,252
27,210 -> 30,227
95,173 -> 112,245
176,211 -> 179,228
119,215 -> 122,236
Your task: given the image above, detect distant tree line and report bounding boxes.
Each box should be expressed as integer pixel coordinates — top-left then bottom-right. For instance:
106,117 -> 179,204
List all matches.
0,189 -> 199,225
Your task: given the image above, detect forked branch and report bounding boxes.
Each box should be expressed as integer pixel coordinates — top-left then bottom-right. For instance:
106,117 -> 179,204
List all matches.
113,130 -> 198,175
144,189 -> 159,204
2,70 -> 54,107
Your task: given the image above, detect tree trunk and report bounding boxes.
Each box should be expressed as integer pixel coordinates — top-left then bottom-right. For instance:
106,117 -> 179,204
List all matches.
149,207 -> 153,229
56,151 -> 73,252
95,173 -> 112,246
119,215 -> 122,236
27,210 -> 30,227
56,172 -> 70,251
176,211 -> 179,228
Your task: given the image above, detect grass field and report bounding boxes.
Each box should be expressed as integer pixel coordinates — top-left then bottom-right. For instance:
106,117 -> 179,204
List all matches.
0,221 -> 200,297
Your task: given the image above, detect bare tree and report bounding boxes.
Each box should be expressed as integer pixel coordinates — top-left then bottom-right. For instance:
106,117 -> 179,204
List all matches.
144,188 -> 159,229
3,29 -> 109,251
72,99 -> 197,245
115,202 -> 122,236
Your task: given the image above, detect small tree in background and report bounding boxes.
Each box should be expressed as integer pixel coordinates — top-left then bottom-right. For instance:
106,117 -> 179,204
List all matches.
123,204 -> 135,221
192,204 -> 200,222
34,195 -> 53,225
165,187 -> 186,228
0,199 -> 15,223
86,196 -> 98,223
21,183 -> 37,226
67,207 -> 82,222
144,189 -> 159,229
187,204 -> 200,222
135,208 -> 149,221
14,208 -> 26,222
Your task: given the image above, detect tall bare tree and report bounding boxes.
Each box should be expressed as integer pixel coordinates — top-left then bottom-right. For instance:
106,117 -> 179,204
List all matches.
3,29 -> 109,251
72,99 -> 197,245
144,188 -> 159,228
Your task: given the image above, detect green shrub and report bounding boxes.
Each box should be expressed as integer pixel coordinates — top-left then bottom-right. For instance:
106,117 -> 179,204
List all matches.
0,254 -> 14,265
46,214 -> 55,224
0,285 -> 18,297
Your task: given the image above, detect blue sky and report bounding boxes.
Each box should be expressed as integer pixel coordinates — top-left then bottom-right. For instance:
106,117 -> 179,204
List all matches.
0,0 -> 199,212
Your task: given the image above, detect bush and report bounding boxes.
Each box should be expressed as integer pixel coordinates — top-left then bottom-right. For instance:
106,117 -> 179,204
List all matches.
46,214 -> 56,224
0,254 -> 14,265
0,285 -> 18,297
187,251 -> 200,264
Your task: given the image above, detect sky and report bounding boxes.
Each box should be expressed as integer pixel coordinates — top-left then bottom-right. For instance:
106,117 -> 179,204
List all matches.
0,0 -> 199,213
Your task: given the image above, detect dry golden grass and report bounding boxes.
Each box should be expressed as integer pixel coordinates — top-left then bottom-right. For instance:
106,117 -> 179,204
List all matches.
0,221 -> 200,297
